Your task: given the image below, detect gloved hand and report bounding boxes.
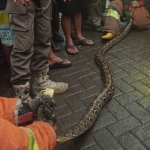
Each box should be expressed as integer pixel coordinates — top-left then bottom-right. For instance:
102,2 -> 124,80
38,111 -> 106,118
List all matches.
36,95 -> 57,125
132,1 -> 140,7
18,88 -> 56,126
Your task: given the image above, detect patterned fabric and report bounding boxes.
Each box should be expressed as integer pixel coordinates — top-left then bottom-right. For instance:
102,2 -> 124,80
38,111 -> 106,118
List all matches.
0,10 -> 13,46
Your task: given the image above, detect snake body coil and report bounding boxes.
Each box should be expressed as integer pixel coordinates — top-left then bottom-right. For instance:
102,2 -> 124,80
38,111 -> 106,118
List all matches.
57,9 -> 134,144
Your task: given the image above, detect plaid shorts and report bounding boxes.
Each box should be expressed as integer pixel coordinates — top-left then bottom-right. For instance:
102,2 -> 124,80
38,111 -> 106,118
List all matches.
0,10 -> 13,46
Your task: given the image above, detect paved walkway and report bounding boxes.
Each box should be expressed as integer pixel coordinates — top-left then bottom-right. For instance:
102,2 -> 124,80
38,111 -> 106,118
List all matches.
51,28 -> 150,150
1,18 -> 150,150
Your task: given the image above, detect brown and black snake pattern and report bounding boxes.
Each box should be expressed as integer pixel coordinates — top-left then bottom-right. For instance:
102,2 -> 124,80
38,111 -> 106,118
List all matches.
56,8 -> 134,144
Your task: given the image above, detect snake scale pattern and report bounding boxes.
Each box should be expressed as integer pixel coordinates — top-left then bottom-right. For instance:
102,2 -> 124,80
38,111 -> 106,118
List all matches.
56,8 -> 134,144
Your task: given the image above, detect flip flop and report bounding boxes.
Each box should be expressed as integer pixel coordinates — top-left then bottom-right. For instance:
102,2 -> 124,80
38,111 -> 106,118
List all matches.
75,38 -> 95,46
65,44 -> 78,55
49,59 -> 72,69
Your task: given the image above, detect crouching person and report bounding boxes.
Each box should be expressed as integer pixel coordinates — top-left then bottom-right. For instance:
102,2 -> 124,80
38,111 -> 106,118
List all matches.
0,92 -> 57,150
6,0 -> 69,102
101,0 -> 150,40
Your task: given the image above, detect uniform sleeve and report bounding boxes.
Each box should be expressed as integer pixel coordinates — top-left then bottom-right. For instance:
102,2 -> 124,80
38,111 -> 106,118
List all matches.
0,97 -> 21,125
0,118 -> 29,150
0,119 -> 56,150
26,121 -> 56,150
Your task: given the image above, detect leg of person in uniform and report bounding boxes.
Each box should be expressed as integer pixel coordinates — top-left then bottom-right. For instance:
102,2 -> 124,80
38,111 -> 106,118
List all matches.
8,1 -> 35,101
101,0 -> 123,40
31,0 -> 68,96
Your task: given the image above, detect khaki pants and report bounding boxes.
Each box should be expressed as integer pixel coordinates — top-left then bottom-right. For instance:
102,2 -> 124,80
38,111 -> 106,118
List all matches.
88,0 -> 102,27
7,0 -> 51,84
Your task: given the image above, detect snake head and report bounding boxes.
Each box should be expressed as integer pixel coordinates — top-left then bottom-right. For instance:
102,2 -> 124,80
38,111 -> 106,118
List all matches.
36,95 -> 57,124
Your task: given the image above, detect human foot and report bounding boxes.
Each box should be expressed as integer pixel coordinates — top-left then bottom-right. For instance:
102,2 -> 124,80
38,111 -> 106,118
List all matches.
75,38 -> 95,46
48,56 -> 71,66
65,44 -> 79,55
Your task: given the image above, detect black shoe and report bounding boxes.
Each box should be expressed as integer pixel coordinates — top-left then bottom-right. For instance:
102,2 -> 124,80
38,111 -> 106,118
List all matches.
93,25 -> 103,32
52,34 -> 64,42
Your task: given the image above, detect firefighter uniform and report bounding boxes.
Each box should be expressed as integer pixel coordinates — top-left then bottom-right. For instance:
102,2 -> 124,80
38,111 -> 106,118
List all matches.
102,0 -> 150,39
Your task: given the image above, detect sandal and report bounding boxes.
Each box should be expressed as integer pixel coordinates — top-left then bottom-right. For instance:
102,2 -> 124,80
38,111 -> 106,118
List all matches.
65,44 -> 78,55
49,59 -> 72,69
75,38 -> 95,46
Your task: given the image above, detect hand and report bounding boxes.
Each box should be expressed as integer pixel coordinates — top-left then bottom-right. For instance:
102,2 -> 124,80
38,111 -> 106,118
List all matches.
132,1 -> 140,8
14,0 -> 30,6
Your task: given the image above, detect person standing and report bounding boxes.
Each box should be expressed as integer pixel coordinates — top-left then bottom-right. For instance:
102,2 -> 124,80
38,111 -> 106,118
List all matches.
56,0 -> 95,55
88,0 -> 104,32
7,0 -> 69,101
0,93 -> 56,150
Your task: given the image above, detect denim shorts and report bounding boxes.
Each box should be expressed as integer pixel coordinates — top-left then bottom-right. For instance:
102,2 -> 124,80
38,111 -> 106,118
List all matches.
0,10 -> 13,46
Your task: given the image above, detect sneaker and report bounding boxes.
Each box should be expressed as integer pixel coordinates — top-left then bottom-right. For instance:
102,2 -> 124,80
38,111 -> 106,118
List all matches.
31,68 -> 69,96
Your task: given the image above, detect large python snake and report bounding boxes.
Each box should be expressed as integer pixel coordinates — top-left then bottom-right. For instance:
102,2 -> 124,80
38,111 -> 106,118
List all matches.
55,8 -> 135,144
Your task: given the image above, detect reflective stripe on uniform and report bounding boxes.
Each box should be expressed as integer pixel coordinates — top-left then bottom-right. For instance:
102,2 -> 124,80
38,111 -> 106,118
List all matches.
24,128 -> 39,150
106,9 -> 120,20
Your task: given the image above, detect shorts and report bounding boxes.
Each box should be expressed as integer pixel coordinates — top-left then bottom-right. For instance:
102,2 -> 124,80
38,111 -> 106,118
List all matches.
0,10 -> 13,46
56,0 -> 87,13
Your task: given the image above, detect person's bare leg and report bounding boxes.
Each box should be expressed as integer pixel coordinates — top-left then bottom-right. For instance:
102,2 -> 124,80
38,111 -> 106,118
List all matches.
48,49 -> 71,65
61,13 -> 78,54
2,45 -> 12,67
73,10 -> 94,45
